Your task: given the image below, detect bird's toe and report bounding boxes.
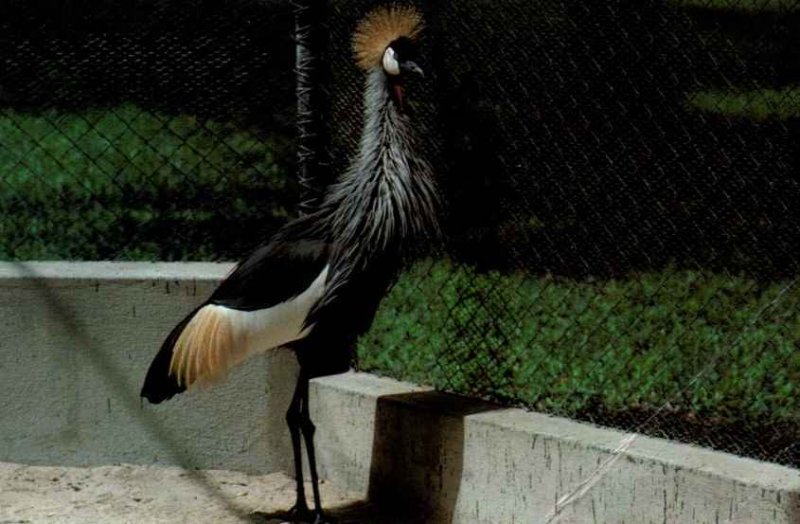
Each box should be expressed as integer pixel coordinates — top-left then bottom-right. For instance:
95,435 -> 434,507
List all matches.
311,511 -> 335,524
282,505 -> 337,524
285,503 -> 313,523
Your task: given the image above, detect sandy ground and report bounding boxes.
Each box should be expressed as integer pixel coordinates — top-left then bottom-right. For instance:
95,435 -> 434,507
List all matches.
0,462 -> 389,524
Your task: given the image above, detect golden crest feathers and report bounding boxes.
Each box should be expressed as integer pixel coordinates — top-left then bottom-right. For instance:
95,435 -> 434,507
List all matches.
353,5 -> 423,71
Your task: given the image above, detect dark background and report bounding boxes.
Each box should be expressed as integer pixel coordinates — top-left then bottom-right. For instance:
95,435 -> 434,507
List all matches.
2,0 -> 800,465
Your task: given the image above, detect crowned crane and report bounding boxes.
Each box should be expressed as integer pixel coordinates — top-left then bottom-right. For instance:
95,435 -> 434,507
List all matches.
140,6 -> 438,523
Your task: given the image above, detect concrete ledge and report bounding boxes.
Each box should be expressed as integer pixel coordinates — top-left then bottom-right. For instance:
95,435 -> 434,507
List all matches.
0,261 -> 235,282
310,373 -> 800,524
0,261 -> 295,474
6,262 -> 800,523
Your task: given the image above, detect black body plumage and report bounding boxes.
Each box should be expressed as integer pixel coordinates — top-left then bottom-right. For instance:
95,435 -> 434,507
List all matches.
140,10 -> 436,520
141,66 -> 438,404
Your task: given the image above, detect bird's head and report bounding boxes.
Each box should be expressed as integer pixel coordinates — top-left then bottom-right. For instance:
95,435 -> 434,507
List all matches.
353,5 -> 425,110
380,36 -> 423,78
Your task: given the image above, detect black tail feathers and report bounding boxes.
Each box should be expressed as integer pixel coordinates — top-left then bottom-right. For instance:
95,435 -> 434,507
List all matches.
140,307 -> 200,404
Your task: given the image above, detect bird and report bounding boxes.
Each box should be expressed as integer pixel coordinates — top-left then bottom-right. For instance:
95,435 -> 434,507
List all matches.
140,5 -> 439,524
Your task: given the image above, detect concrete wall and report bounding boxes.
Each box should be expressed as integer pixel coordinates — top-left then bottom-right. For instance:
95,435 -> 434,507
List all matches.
5,262 -> 800,523
311,374 -> 800,524
0,262 -> 297,474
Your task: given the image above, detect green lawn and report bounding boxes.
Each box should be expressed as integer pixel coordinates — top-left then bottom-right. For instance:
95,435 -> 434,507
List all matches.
688,88 -> 800,120
359,260 -> 800,425
4,105 -> 799,457
0,104 -> 294,260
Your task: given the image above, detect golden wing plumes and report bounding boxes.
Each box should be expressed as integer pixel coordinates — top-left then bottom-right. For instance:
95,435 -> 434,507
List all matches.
353,5 -> 423,71
169,306 -> 239,390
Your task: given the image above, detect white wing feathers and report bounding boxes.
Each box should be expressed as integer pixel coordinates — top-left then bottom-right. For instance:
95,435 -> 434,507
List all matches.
169,265 -> 329,389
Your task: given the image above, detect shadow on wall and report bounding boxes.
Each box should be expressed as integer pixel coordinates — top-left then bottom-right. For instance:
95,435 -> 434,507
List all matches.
3,262 -> 261,520
367,391 -> 499,522
251,389 -> 502,524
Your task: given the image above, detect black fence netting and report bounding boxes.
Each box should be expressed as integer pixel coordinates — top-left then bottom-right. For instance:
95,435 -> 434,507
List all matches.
325,0 -> 800,466
4,0 -> 800,467
0,0 -> 297,260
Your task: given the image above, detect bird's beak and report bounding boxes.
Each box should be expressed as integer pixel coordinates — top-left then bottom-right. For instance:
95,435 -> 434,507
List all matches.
400,60 -> 424,78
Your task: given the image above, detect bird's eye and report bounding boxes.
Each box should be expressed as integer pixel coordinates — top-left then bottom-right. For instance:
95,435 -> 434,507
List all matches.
382,47 -> 401,76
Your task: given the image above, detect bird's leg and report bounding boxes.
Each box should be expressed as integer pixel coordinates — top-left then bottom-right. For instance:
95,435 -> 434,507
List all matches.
298,376 -> 329,523
286,373 -> 312,521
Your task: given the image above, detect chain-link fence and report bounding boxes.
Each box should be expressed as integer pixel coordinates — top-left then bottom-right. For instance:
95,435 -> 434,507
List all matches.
331,0 -> 800,467
0,0 -> 298,260
3,0 -> 800,467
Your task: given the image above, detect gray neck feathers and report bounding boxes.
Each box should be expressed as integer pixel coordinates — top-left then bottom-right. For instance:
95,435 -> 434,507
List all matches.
326,67 -> 440,260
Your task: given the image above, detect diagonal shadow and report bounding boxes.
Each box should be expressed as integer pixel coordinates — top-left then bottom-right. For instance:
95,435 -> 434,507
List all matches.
11,261 -> 253,522
254,390 -> 500,523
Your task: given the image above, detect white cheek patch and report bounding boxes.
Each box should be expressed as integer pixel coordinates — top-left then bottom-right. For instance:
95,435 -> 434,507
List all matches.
382,47 -> 401,76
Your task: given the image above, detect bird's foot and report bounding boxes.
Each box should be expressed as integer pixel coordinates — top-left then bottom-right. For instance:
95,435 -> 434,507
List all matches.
285,505 -> 335,524
308,510 -> 335,524
286,503 -> 312,523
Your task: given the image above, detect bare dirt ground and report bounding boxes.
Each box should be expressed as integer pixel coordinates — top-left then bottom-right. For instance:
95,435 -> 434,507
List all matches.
0,462 -> 391,524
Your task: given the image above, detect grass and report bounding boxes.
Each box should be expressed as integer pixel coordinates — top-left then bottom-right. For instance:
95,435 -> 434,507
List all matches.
688,88 -> 800,120
0,104 -> 294,260
359,260 -> 800,425
4,105 -> 800,457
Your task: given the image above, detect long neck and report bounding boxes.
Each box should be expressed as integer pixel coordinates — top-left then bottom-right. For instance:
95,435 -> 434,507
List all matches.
326,68 -> 439,258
